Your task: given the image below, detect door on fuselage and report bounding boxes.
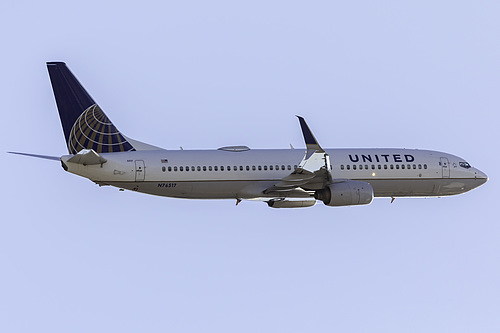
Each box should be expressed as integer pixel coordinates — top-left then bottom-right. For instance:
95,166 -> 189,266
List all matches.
135,160 -> 145,181
440,157 -> 450,178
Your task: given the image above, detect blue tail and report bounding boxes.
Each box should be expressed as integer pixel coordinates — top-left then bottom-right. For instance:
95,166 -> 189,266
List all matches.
47,62 -> 135,154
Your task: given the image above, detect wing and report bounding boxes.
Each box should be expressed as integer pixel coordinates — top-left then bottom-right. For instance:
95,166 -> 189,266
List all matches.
264,116 -> 332,194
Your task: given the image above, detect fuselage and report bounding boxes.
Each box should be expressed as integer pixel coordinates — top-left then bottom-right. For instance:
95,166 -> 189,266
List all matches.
61,147 -> 488,200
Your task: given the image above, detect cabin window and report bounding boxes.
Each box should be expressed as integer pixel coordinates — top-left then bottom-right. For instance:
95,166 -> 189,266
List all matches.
424,164 -> 428,169
371,165 -> 375,170
251,165 -> 255,171
264,165 -> 268,171
245,166 -> 249,171
197,166 -> 201,171
353,165 -> 357,170
288,165 -> 292,170
214,166 -> 218,171
407,164 -> 411,169
359,165 -> 363,170
162,166 -> 166,172
180,166 -> 184,171
174,166 -> 178,172
294,165 -> 298,169
378,165 -> 381,170
413,164 -> 416,169
390,165 -> 394,169
239,166 -> 243,171
209,166 -> 213,171
168,166 -> 172,172
341,165 -> 344,170
418,164 -> 422,169
347,165 -> 351,170
384,165 -> 387,169
276,165 -> 279,170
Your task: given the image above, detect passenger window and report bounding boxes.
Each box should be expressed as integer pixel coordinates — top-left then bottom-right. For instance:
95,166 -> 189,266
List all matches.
424,164 -> 427,169
168,166 -> 172,172
378,165 -> 381,170
174,166 -> 178,172
347,165 -> 351,170
197,166 -> 201,171
203,166 -> 207,171
390,165 -> 394,169
252,166 -> 256,171
413,164 -> 416,169
365,165 -> 368,169
246,166 -> 250,171
162,166 -> 166,172
288,165 -> 291,170
371,165 -> 375,170
209,166 -> 213,171
180,166 -> 184,171
401,165 -> 405,169
418,164 -> 422,169
396,165 -> 399,169
341,165 -> 344,170
407,164 -> 411,169
221,166 -> 224,171
359,165 -> 363,170
276,165 -> 279,170
264,165 -> 268,170
240,166 -> 243,171
294,165 -> 298,169
214,166 -> 218,171
384,165 -> 387,169
353,165 -> 357,170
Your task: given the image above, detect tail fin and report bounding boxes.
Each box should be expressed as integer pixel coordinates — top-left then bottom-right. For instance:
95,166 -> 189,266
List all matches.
47,62 -> 135,154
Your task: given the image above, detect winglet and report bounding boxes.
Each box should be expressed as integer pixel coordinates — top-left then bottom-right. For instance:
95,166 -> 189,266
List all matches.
296,116 -> 324,152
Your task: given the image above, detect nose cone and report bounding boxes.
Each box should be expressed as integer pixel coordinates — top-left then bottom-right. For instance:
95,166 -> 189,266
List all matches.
473,168 -> 488,186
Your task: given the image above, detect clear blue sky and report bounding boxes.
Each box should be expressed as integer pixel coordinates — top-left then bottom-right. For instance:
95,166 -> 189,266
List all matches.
1,1 -> 499,332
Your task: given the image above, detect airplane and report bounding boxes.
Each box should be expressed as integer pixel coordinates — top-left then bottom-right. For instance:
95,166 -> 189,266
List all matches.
9,62 -> 488,208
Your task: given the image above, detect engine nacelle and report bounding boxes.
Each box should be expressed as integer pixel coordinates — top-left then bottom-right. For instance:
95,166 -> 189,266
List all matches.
315,181 -> 374,207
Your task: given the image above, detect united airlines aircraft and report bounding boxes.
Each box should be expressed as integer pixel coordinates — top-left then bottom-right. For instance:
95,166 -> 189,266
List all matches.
10,62 -> 488,208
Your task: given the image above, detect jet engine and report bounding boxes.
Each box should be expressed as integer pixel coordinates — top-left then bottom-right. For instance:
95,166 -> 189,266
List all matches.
314,180 -> 373,206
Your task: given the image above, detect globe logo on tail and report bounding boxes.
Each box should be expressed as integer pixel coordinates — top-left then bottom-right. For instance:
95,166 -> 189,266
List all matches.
67,104 -> 135,154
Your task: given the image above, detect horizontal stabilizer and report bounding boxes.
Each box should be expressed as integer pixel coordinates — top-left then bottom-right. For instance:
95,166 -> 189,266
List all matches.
8,152 -> 60,161
67,149 -> 107,165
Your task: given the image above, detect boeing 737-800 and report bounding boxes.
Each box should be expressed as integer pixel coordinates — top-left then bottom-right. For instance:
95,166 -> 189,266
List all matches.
10,62 -> 488,208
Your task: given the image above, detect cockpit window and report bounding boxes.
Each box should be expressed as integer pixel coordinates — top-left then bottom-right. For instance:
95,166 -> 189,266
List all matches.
459,162 -> 471,169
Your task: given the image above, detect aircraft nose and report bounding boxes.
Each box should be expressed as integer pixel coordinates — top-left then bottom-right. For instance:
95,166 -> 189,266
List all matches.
474,168 -> 488,185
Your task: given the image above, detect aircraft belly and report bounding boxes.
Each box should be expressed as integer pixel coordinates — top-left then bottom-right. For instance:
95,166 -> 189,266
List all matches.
105,180 -> 279,199
365,178 -> 480,197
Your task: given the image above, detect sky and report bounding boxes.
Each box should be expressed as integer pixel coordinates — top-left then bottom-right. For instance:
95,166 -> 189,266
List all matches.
1,1 -> 499,332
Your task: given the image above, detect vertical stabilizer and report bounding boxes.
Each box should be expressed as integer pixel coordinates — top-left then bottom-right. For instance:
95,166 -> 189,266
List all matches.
47,62 -> 135,154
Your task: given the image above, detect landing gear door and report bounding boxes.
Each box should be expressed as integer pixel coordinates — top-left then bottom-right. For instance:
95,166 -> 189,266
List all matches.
440,157 -> 450,178
135,160 -> 145,182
